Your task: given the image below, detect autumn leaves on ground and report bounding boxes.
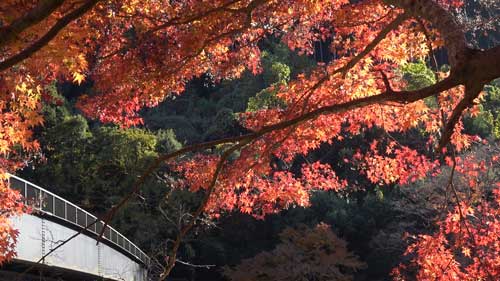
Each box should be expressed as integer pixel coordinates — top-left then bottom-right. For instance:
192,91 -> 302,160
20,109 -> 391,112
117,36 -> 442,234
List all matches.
1,0 -> 499,280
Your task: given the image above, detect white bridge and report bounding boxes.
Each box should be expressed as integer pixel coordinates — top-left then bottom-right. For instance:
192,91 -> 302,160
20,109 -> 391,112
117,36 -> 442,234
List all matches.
3,174 -> 149,281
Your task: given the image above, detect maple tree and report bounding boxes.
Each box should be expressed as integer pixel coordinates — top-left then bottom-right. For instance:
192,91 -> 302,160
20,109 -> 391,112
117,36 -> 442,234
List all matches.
0,177 -> 25,265
393,188 -> 500,280
393,146 -> 500,280
224,223 -> 365,281
1,0 -> 500,279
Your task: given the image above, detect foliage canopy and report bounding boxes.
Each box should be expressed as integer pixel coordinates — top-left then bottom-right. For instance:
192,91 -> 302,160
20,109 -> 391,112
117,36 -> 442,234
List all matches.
0,0 -> 499,279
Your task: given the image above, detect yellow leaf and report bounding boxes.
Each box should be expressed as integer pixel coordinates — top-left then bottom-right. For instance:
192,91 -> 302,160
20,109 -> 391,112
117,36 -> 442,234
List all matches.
72,72 -> 86,85
462,247 -> 471,257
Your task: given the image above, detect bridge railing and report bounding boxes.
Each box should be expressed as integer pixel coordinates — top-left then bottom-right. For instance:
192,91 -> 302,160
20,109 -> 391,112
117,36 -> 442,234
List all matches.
7,174 -> 150,266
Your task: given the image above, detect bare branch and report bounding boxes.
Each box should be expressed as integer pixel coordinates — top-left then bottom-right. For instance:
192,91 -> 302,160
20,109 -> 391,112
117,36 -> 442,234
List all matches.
158,141 -> 250,280
176,259 -> 215,269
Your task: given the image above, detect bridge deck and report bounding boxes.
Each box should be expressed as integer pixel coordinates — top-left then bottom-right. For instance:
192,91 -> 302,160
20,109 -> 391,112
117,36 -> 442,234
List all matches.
6,174 -> 149,281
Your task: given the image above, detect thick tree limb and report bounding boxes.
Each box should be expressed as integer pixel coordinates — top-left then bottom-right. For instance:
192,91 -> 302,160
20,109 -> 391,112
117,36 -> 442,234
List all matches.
437,45 -> 500,149
11,2 -> 500,279
438,84 -> 482,151
0,0 -> 99,72
97,73 -> 463,242
472,45 -> 500,82
16,65 -> 480,279
383,1 -> 500,150
0,0 -> 65,48
25,46 -> 497,281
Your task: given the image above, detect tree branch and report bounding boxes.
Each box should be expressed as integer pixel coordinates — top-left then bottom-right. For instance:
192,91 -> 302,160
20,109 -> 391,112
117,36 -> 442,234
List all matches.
95,72 -> 462,247
447,150 -> 495,281
176,259 -> 215,269
287,12 -> 407,114
384,0 -> 467,69
340,12 -> 408,77
159,141 -> 250,280
14,3 -> 500,278
438,84 -> 482,151
0,0 -> 65,48
0,0 -> 99,72
99,0 -> 268,60
24,40 -> 498,279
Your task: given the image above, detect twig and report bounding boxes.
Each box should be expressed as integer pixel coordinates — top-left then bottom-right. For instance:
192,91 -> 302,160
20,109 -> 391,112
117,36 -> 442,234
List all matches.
158,140 -> 251,280
176,259 -> 215,269
447,148 -> 495,281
